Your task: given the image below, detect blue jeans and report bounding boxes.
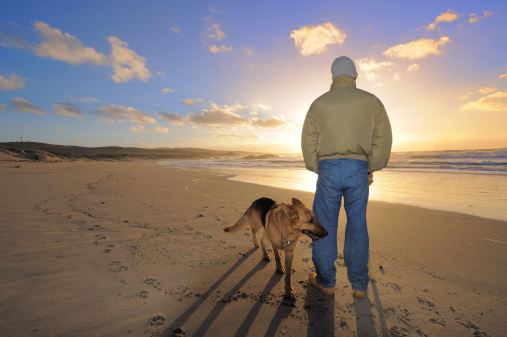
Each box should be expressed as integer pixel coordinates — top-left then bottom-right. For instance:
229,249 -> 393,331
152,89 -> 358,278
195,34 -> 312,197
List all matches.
312,158 -> 370,292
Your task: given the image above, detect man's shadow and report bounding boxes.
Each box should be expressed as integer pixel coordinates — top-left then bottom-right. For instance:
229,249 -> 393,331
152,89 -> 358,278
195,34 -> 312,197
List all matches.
353,281 -> 390,337
304,285 -> 335,336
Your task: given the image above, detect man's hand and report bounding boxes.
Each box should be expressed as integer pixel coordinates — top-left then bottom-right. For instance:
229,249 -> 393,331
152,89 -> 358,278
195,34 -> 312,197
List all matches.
368,172 -> 373,185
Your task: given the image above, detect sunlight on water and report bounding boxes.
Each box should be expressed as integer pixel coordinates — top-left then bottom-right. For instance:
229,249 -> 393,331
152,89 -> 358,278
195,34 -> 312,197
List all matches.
157,151 -> 507,222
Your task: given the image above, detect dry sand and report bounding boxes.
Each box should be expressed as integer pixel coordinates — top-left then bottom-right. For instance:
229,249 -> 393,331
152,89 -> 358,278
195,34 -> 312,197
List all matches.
0,160 -> 506,337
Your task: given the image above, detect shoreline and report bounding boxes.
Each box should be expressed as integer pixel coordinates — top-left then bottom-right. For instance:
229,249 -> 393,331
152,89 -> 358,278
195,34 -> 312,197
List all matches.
1,160 -> 506,337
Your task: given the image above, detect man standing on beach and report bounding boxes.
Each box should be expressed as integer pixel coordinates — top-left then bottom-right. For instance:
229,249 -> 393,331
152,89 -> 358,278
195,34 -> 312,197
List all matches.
301,56 -> 392,299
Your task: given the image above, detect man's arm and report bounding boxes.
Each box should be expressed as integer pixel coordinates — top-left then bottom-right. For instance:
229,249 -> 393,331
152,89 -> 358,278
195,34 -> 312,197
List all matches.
301,105 -> 319,173
368,97 -> 393,173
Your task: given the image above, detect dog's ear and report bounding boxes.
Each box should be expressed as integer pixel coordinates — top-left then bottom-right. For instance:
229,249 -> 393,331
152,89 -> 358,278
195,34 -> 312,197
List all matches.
291,198 -> 303,206
281,203 -> 298,220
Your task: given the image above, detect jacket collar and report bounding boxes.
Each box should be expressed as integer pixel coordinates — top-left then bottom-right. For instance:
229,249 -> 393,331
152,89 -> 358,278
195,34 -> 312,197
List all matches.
330,75 -> 356,90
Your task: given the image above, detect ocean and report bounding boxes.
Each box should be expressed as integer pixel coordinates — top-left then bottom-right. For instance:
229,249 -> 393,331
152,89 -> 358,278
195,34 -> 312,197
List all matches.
157,149 -> 507,222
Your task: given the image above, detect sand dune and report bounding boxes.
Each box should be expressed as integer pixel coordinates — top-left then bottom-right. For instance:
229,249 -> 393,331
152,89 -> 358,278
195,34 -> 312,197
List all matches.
0,160 -> 505,336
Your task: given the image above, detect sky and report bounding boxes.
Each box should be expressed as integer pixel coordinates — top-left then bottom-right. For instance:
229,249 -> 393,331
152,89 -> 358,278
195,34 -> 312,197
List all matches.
1,0 -> 506,153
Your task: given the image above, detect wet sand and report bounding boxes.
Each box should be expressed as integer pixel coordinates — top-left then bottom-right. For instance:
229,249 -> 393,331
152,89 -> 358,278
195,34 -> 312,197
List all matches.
0,160 -> 506,336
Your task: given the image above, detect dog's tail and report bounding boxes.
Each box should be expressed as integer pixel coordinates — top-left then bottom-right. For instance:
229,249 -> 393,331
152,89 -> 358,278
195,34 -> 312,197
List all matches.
223,211 -> 249,234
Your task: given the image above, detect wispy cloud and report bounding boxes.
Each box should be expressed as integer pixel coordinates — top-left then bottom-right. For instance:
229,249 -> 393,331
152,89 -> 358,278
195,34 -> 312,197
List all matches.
129,125 -> 169,133
0,73 -> 27,90
460,91 -> 507,112
209,45 -> 232,54
158,101 -> 288,129
500,73 -> 507,79
202,16 -> 231,53
407,64 -> 420,72
426,9 -> 459,31
0,104 -> 7,111
161,88 -> 175,95
290,22 -> 346,56
469,10 -> 493,24
170,26 -> 181,34
94,104 -> 157,124
1,21 -> 151,83
356,58 -> 395,81
383,37 -> 451,60
69,96 -> 100,103
54,102 -> 84,117
478,87 -> 499,94
250,116 -> 286,128
182,98 -> 204,107
11,97 -> 44,115
208,132 -> 260,139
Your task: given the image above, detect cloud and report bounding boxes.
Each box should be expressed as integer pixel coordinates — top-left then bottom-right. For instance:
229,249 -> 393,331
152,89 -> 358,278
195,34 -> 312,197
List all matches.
158,112 -> 184,124
182,98 -> 204,107
129,125 -> 145,132
54,102 -> 83,117
208,132 -> 260,139
186,103 -> 247,126
355,58 -> 395,81
469,11 -> 493,24
161,88 -> 175,95
407,64 -> 420,72
69,96 -> 100,103
383,36 -> 451,60
203,17 -> 226,41
32,21 -> 106,65
500,73 -> 507,79
426,9 -> 459,31
209,45 -> 232,53
94,104 -> 157,124
201,17 -> 231,53
156,71 -> 166,78
460,91 -> 507,112
290,22 -> 346,56
0,104 -> 7,111
250,116 -> 287,128
129,125 -> 168,133
459,91 -> 472,101
0,73 -> 27,90
243,48 -> 255,57
1,22 -> 151,83
11,97 -> 44,115
478,87 -> 499,94
170,26 -> 181,34
107,36 -> 152,83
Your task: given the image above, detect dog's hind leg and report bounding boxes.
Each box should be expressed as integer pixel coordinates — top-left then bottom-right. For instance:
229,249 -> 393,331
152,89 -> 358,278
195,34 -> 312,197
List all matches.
260,231 -> 271,261
251,227 -> 260,247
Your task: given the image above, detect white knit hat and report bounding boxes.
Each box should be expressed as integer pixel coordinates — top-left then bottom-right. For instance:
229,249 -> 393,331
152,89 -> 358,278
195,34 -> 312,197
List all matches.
331,56 -> 358,79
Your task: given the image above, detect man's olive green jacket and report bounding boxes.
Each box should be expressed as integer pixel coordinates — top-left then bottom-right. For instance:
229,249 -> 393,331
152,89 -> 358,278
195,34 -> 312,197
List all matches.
301,75 -> 393,173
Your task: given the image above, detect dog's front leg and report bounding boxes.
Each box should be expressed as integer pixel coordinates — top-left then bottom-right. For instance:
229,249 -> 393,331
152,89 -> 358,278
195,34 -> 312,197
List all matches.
273,246 -> 284,274
284,249 -> 296,299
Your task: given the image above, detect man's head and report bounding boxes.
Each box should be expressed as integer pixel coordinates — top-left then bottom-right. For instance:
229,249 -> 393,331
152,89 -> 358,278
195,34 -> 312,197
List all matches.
331,56 -> 358,80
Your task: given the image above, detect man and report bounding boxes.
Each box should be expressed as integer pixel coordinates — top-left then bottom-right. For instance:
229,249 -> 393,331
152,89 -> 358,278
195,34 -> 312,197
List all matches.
301,56 -> 392,299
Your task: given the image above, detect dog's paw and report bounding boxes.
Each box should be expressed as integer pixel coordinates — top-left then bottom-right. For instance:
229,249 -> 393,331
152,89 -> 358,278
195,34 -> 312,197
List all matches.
284,289 -> 297,301
262,255 -> 271,262
277,266 -> 286,274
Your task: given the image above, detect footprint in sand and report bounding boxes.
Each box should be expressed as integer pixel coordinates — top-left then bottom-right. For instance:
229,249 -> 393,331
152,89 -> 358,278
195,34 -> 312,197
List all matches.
138,290 -> 150,299
148,314 -> 165,326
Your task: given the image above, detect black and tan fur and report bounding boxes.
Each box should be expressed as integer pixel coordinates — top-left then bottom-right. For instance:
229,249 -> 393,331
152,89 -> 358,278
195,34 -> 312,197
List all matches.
224,197 -> 328,299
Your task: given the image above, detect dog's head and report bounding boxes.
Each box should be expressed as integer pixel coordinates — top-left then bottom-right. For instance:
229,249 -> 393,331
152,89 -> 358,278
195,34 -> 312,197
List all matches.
281,198 -> 328,241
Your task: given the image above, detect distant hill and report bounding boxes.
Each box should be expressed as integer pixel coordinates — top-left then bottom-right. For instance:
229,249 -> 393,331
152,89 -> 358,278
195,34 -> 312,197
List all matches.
0,142 -> 254,162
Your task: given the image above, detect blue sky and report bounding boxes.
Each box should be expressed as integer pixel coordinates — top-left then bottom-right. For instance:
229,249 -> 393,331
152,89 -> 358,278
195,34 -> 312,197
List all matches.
1,0 -> 506,153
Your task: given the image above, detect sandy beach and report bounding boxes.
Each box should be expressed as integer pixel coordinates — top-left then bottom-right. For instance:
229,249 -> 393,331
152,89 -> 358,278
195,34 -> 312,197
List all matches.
1,159 -> 506,337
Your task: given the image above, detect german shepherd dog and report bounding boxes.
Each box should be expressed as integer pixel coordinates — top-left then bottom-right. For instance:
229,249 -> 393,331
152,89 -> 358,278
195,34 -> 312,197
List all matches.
224,197 -> 328,299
